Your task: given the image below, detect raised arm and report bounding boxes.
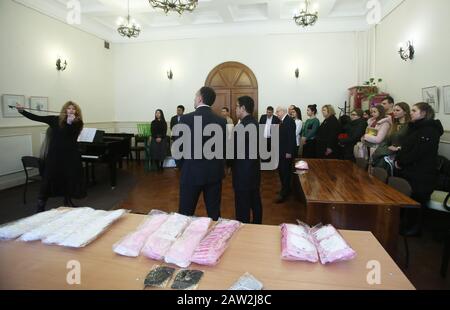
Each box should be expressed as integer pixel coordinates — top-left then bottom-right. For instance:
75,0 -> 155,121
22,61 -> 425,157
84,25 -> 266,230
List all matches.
18,107 -> 54,125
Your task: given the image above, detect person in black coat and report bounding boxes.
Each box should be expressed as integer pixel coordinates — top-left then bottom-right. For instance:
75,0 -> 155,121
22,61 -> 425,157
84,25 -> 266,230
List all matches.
315,105 -> 341,159
395,102 -> 443,234
275,106 -> 297,203
177,87 -> 227,220
150,109 -> 168,171
259,106 -> 280,163
232,96 -> 262,224
396,102 -> 444,205
17,101 -> 86,213
338,109 -> 367,160
170,105 -> 185,139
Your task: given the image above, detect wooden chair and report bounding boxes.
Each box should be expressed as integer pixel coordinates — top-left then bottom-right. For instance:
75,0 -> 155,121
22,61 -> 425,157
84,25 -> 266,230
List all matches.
21,156 -> 41,204
131,124 -> 151,164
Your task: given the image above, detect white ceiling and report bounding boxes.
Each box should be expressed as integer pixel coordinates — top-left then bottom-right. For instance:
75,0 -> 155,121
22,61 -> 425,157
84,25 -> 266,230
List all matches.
14,0 -> 404,42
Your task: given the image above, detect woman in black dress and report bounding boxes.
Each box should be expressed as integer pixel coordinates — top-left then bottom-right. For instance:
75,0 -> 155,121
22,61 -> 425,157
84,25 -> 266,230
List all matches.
17,101 -> 86,212
150,109 -> 168,171
315,105 -> 341,159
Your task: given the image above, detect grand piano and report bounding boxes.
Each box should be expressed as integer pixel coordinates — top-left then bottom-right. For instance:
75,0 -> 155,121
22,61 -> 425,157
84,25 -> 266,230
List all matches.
78,131 -> 133,189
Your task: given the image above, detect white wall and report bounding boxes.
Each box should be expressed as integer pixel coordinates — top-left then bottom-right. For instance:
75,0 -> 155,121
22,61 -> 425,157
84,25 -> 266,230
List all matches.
0,0 -> 114,127
113,33 -> 358,121
375,0 -> 450,129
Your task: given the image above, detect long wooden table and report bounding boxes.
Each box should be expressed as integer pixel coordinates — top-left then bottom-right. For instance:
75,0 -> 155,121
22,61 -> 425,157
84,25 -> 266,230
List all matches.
0,213 -> 414,290
295,159 -> 420,258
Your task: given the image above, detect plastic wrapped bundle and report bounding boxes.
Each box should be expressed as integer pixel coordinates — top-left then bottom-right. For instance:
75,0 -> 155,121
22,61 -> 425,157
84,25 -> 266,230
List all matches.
59,209 -> 128,248
190,219 -> 241,266
141,213 -> 190,261
42,208 -> 103,245
280,223 -> 318,263
311,224 -> 356,264
19,208 -> 91,242
164,217 -> 212,267
0,209 -> 67,240
113,210 -> 169,257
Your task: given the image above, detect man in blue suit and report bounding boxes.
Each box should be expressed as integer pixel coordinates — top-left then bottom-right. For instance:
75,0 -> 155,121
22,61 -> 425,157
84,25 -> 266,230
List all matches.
177,86 -> 227,220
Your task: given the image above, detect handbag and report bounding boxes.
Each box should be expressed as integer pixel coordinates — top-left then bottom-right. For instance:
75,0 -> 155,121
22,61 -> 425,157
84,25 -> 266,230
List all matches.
354,142 -> 368,160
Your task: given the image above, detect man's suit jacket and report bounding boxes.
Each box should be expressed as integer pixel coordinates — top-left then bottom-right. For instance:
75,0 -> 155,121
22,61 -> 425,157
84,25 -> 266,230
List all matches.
232,115 -> 261,191
278,115 -> 297,158
170,115 -> 182,131
179,106 -> 227,186
259,114 -> 280,125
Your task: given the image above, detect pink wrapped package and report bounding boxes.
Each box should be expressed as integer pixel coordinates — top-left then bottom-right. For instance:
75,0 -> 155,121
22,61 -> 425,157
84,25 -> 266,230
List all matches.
141,213 -> 190,261
310,224 -> 356,264
164,217 -> 212,268
280,223 -> 318,263
113,210 -> 169,257
295,160 -> 309,170
190,219 -> 241,266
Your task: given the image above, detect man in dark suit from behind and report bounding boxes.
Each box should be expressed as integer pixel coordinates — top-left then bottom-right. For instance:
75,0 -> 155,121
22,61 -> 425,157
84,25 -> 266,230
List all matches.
232,96 -> 262,224
178,87 -> 227,220
275,106 -> 297,203
259,106 -> 280,162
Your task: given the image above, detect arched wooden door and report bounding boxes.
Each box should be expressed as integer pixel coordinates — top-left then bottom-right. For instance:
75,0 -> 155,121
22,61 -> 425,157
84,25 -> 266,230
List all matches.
205,62 -> 258,124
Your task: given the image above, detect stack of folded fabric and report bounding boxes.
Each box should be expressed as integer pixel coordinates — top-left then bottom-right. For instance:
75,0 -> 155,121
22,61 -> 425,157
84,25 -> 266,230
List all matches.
164,217 -> 212,268
141,213 -> 191,260
190,219 -> 241,266
113,211 -> 169,257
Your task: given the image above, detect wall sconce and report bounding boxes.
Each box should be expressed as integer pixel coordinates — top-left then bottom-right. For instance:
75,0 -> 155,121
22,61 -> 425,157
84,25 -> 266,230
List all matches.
56,58 -> 67,71
167,69 -> 173,80
295,68 -> 300,79
398,41 -> 415,61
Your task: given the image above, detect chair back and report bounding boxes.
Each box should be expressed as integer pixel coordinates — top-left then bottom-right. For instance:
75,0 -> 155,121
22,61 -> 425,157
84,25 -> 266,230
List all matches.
355,158 -> 368,171
21,156 -> 40,169
388,176 -> 412,197
372,167 -> 388,183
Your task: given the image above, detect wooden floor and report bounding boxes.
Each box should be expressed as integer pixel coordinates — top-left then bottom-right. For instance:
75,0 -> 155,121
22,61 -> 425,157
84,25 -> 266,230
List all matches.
120,163 -> 305,225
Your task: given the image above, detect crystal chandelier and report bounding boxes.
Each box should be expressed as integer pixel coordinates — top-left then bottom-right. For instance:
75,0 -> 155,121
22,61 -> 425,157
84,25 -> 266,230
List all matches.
148,0 -> 198,14
117,0 -> 141,38
293,0 -> 319,27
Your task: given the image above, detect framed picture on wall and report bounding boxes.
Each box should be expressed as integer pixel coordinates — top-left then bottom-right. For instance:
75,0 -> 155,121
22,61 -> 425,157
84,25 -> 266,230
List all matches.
443,85 -> 450,114
422,86 -> 439,112
1,94 -> 26,118
29,96 -> 48,116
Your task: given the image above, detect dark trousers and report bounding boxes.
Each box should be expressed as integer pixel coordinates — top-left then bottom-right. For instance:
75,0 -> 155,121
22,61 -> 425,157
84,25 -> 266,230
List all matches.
302,139 -> 316,158
179,181 -> 222,220
278,157 -> 293,198
234,189 -> 262,224
261,138 -> 272,163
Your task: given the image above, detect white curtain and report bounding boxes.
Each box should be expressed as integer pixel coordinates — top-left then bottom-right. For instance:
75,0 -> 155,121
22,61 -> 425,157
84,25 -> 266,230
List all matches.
356,26 -> 377,85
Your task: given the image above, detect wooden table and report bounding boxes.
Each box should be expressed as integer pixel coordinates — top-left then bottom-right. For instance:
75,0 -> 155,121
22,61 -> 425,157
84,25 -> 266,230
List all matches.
295,159 -> 420,258
0,213 -> 414,290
